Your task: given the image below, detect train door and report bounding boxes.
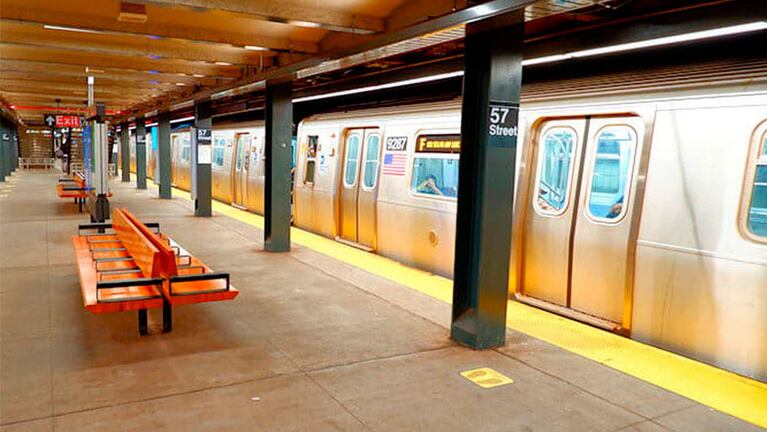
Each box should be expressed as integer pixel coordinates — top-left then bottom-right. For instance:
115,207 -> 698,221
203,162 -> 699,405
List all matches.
232,132 -> 250,208
337,128 -> 382,250
519,115 -> 646,331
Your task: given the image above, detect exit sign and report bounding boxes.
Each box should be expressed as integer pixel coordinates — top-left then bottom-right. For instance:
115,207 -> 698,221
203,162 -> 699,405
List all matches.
56,115 -> 81,128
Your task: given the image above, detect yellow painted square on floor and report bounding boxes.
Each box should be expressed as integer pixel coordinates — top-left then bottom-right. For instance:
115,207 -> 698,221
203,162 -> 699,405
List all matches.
460,367 -> 514,389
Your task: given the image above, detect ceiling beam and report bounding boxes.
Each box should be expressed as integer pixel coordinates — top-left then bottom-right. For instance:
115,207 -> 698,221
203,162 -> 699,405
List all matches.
0,21 -> 280,65
140,0 -> 385,34
0,4 -> 319,54
0,44 -> 243,78
0,76 -> 178,92
0,61 -> 235,87
1,81 -> 161,98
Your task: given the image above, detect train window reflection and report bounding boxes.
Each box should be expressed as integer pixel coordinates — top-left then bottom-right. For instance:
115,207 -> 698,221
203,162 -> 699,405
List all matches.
363,134 -> 381,189
235,134 -> 248,170
747,132 -> 767,238
344,134 -> 361,187
411,157 -> 459,198
534,127 -> 576,215
586,126 -> 637,221
304,135 -> 318,185
213,137 -> 226,167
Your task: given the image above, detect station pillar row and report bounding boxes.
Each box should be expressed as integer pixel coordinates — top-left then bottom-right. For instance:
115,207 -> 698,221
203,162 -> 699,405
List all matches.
264,80 -> 293,252
120,124 -> 130,182
0,122 -> 7,182
450,10 -> 524,350
193,100 -> 213,217
158,112 -> 172,199
135,118 -> 147,190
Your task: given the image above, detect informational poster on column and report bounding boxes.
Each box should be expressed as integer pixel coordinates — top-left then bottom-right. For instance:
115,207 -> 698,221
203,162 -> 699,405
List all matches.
196,128 -> 212,164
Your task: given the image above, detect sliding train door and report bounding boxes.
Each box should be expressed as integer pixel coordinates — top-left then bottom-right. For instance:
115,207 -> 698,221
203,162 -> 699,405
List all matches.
232,133 -> 250,208
519,115 -> 647,331
337,128 -> 382,249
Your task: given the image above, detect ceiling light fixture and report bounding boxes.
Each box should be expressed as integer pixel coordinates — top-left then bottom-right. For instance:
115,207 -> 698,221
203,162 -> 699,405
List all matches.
244,45 -> 268,51
286,20 -> 322,28
215,61 -> 233,66
43,25 -> 104,34
192,74 -> 205,78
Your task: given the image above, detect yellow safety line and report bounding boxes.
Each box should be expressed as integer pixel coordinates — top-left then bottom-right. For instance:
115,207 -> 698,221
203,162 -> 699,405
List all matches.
127,177 -> 767,428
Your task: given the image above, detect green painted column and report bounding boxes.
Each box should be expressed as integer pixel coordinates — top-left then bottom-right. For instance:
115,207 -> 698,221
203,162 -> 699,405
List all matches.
158,112 -> 172,199
264,81 -> 293,252
135,118 -> 147,189
193,100 -> 212,217
450,10 -> 524,350
0,123 -> 7,182
121,124 -> 130,182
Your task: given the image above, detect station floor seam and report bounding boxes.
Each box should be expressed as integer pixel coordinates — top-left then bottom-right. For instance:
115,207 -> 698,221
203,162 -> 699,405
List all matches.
127,177 -> 767,428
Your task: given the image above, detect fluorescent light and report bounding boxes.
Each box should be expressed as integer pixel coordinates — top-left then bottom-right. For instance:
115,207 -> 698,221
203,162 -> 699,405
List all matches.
287,20 -> 321,28
292,71 -> 464,103
244,45 -> 268,51
43,25 -> 103,34
525,21 -> 767,65
170,115 -> 195,124
192,74 -> 205,78
176,82 -> 186,86
145,122 -> 159,128
215,61 -> 233,66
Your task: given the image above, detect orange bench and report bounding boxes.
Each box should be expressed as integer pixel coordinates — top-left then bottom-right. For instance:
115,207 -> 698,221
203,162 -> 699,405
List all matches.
73,208 -> 237,334
57,172 -> 89,212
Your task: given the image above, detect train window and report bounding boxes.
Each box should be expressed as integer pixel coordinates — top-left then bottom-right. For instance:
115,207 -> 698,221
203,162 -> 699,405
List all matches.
304,135 -> 318,185
745,131 -> 767,238
181,136 -> 191,162
585,126 -> 637,222
411,157 -> 459,198
363,134 -> 381,189
213,137 -> 226,167
533,127 -> 577,215
344,133 -> 361,187
235,134 -> 248,170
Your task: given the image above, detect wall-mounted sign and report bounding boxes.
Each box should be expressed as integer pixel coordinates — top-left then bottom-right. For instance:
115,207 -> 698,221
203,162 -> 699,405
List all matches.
44,114 -> 56,128
55,115 -> 81,128
196,128 -> 212,164
385,136 -> 408,151
415,134 -> 461,153
487,101 -> 519,148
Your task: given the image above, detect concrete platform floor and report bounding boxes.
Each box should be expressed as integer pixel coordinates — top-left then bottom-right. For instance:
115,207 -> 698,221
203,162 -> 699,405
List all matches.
0,171 -> 763,432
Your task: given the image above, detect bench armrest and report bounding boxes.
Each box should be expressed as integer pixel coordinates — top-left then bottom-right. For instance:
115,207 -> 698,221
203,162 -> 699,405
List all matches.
168,272 -> 230,296
96,277 -> 164,303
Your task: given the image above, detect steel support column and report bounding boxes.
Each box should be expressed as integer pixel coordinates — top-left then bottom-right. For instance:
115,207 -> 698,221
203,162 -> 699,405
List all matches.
158,112 -> 172,199
120,124 -> 130,182
193,100 -> 212,217
264,81 -> 292,252
135,117 -> 147,189
450,11 -> 524,349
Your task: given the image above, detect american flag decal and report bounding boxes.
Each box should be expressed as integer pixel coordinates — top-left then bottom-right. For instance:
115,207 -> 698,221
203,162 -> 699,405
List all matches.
382,153 -> 407,176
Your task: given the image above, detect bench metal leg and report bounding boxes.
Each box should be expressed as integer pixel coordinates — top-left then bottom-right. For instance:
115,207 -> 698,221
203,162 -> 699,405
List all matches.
138,309 -> 148,336
162,300 -> 172,333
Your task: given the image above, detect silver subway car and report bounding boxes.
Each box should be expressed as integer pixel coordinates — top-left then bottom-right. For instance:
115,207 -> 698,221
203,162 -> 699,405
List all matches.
148,71 -> 767,381
293,85 -> 767,381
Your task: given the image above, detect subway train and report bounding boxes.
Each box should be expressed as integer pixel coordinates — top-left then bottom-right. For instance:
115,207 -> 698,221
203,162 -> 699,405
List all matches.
127,65 -> 767,382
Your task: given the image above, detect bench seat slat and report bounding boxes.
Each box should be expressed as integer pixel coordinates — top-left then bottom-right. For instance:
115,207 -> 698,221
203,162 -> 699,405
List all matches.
73,236 -> 163,313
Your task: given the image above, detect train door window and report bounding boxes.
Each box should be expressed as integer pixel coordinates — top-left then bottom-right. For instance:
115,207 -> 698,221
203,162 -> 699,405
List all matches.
304,135 -> 318,185
362,133 -> 381,189
235,134 -> 249,170
181,136 -> 191,162
213,137 -> 226,167
585,126 -> 637,222
533,127 -> 577,215
745,130 -> 767,239
344,133 -> 361,187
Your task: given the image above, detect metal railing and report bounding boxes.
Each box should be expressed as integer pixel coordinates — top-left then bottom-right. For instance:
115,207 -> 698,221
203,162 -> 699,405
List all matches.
19,158 -> 55,169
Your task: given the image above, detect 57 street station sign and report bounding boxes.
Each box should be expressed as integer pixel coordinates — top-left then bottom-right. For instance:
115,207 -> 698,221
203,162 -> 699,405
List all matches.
44,114 -> 82,128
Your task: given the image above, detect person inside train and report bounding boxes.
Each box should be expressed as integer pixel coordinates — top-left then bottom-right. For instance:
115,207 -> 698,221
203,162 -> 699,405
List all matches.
606,195 -> 624,219
416,174 -> 445,196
